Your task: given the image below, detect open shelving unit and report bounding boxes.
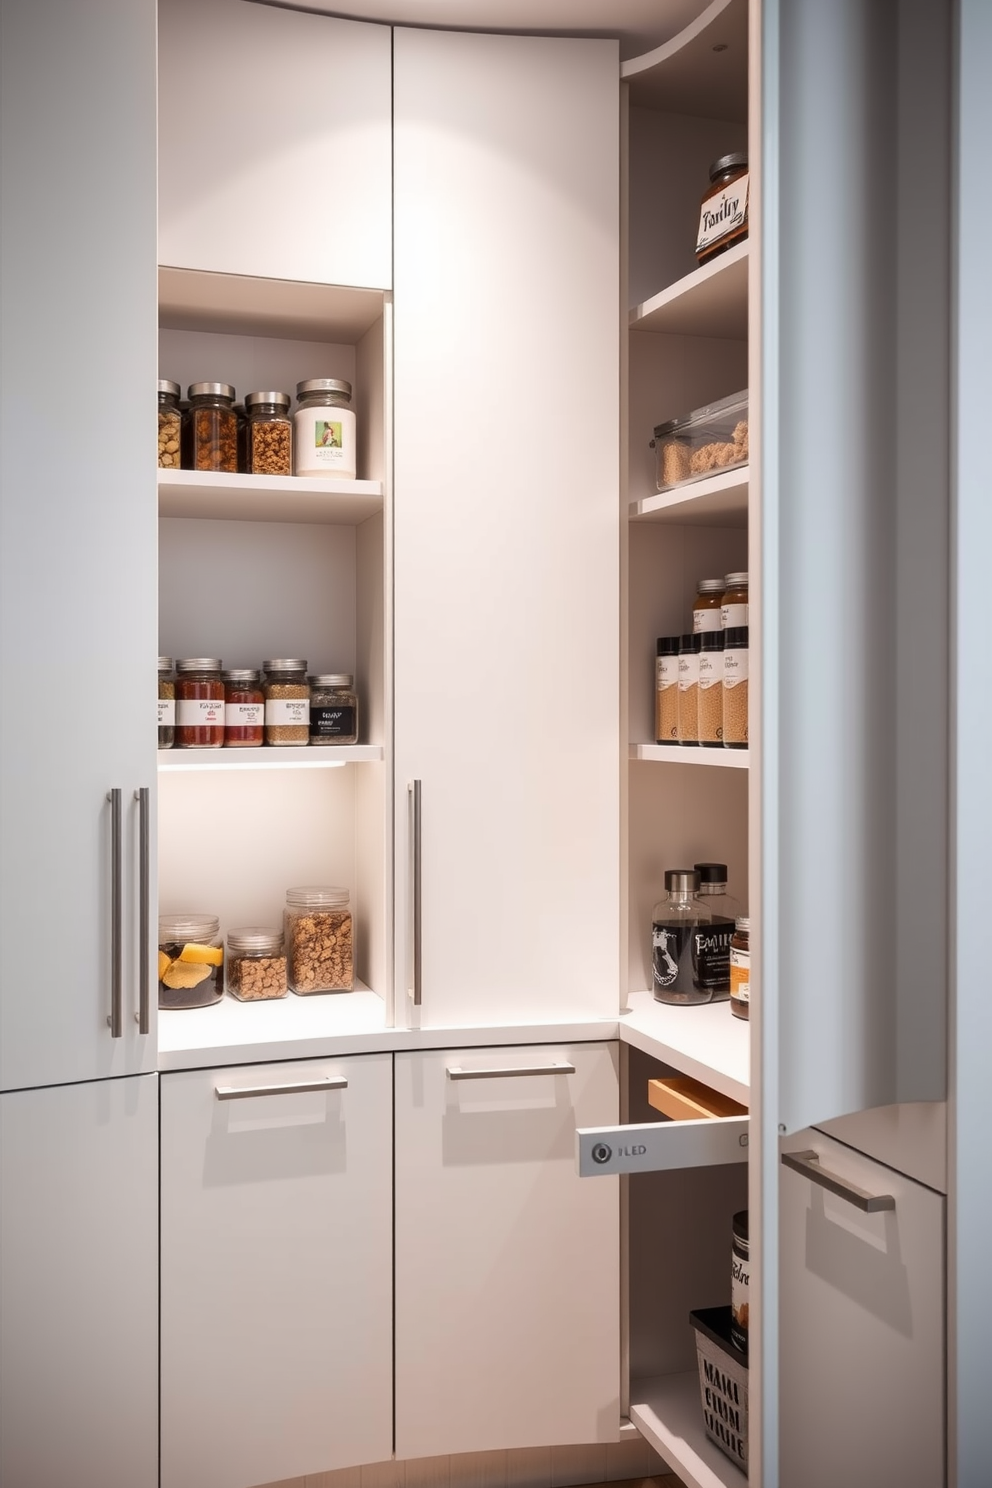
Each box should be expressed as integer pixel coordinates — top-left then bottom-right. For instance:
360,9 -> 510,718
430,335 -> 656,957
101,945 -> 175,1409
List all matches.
630,466 -> 748,528
630,242 -> 748,340
630,744 -> 748,769
159,468 -> 383,526
630,1372 -> 747,1488
158,744 -> 383,771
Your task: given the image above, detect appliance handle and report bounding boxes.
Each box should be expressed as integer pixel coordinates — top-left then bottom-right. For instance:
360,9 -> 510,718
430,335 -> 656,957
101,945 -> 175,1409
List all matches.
135,787 -> 150,1033
106,789 -> 123,1038
411,779 -> 422,1006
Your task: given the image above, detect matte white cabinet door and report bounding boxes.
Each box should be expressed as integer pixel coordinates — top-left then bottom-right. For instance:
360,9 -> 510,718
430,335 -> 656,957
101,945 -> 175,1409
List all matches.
779,1130 -> 945,1488
395,1043 -> 620,1457
393,28 -> 620,1026
0,0 -> 158,1090
161,1055 -> 393,1488
0,1076 -> 158,1488
158,0 -> 392,289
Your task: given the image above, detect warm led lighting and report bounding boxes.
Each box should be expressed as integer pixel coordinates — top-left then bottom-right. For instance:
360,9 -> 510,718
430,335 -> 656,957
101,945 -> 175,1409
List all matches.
158,757 -> 348,772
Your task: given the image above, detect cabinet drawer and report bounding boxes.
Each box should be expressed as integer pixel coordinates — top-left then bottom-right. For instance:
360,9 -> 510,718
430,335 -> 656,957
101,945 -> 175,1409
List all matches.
577,1071 -> 748,1176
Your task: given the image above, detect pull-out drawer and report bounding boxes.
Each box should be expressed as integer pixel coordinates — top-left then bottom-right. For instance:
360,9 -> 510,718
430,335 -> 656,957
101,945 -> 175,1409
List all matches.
576,1072 -> 748,1177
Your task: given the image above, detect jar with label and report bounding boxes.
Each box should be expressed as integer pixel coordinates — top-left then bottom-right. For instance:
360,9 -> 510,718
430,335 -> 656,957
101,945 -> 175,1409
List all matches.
698,630 -> 725,746
678,633 -> 700,745
693,864 -> 740,1000
158,656 -> 175,749
158,913 -> 224,1009
731,1210 -> 749,1352
175,659 -> 224,748
285,886 -> 354,994
263,659 -> 310,746
696,153 -> 749,265
227,928 -> 288,1001
721,572 -> 748,629
245,391 -> 293,476
158,380 -> 182,469
187,382 -> 238,473
294,379 -> 357,479
309,673 -> 359,744
222,669 -> 264,747
693,578 -> 725,633
730,917 -> 750,1020
723,625 -> 749,748
651,868 -> 716,1005
655,637 -> 680,744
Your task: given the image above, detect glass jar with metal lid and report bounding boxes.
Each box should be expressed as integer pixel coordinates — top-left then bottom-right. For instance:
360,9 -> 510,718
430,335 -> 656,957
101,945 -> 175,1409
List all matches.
226,928 -> 288,1001
695,152 -> 749,265
721,572 -> 749,629
222,668 -> 264,748
285,886 -> 354,994
187,381 -> 237,473
158,380 -> 182,469
175,659 -> 224,748
245,390 -> 293,476
158,913 -> 224,1009
294,378 -> 357,479
263,659 -> 310,746
693,578 -> 725,633
651,868 -> 716,1005
309,673 -> 359,744
158,656 -> 175,749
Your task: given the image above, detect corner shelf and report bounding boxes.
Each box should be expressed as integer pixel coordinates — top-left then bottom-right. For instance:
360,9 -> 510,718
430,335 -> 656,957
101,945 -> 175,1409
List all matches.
631,745 -> 748,769
158,468 -> 383,525
619,991 -> 749,1105
622,0 -> 748,123
630,466 -> 748,528
630,1371 -> 747,1488
159,745 -> 383,771
630,242 -> 747,340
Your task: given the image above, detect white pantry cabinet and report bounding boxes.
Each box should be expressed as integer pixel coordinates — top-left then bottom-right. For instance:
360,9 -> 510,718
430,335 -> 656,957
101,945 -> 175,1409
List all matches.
394,1043 -> 621,1457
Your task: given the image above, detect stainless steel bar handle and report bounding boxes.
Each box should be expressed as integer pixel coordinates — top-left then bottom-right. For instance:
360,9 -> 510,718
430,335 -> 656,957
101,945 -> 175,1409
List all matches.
447,1062 -> 577,1081
106,788 -> 123,1038
411,779 -> 422,1006
215,1077 -> 349,1101
135,787 -> 150,1033
781,1149 -> 896,1213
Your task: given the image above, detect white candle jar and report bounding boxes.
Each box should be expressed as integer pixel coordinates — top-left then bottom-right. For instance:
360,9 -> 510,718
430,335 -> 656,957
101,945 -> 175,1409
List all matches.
293,378 -> 357,479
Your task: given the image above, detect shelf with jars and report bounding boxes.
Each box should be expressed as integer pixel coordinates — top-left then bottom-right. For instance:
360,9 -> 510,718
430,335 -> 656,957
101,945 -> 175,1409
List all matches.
629,241 -> 748,340
158,469 -> 384,525
629,466 -> 748,529
630,744 -> 748,769
158,744 -> 383,771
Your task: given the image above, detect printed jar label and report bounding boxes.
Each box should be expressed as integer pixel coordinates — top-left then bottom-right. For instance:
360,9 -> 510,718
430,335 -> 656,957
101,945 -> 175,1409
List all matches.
723,648 -> 749,687
658,655 -> 679,688
225,702 -> 264,728
730,946 -> 750,1003
698,653 -> 724,689
158,698 -> 175,726
310,421 -> 348,467
732,1240 -> 750,1339
693,608 -> 723,633
652,921 -> 693,993
266,698 -> 309,726
310,704 -> 357,739
678,654 -> 699,688
696,172 -> 749,256
693,922 -> 733,991
722,602 -> 749,628
177,698 -> 223,726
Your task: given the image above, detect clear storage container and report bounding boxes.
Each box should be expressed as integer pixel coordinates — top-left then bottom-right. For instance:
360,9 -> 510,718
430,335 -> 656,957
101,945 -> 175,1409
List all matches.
158,656 -> 175,749
227,928 -> 288,1001
187,382 -> 238,473
285,886 -> 354,994
158,913 -> 224,1009
158,380 -> 182,468
294,378 -> 357,479
245,390 -> 293,476
309,673 -> 359,744
651,390 -> 749,492
651,868 -> 716,1005
175,658 -> 225,748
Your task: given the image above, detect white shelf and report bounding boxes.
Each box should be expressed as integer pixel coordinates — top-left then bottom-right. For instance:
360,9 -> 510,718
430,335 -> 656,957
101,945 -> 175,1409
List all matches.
158,745 -> 382,771
158,266 -> 385,344
630,1371 -> 747,1488
157,984 -> 387,1066
158,468 -> 383,525
620,991 -> 749,1104
630,744 -> 748,769
630,242 -> 747,340
631,466 -> 748,528
622,0 -> 748,123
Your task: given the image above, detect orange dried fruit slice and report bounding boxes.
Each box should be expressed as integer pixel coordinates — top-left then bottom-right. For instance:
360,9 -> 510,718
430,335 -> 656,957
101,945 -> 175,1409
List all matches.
162,961 -> 212,990
178,942 -> 223,967
158,950 -> 172,981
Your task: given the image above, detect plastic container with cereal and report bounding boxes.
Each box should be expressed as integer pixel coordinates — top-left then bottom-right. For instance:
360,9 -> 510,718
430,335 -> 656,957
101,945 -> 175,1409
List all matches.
651,390 -> 748,492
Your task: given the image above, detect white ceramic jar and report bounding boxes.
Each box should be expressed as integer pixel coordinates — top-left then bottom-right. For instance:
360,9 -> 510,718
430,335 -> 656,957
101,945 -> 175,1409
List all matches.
293,378 -> 357,479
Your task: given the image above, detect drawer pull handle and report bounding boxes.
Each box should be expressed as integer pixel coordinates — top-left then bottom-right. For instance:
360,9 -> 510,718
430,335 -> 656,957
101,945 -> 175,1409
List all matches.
781,1149 -> 896,1213
135,787 -> 151,1034
447,1062 -> 576,1081
215,1077 -> 348,1100
410,779 -> 422,1006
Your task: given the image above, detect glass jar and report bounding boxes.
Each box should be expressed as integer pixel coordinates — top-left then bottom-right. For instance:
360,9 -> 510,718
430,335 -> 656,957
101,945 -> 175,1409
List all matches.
693,578 -> 725,633
655,637 -> 680,745
285,886 -> 354,994
721,572 -> 749,629
693,863 -> 740,1000
223,668 -> 264,748
651,868 -> 715,1005
678,633 -> 700,746
730,917 -> 751,1020
731,1210 -> 749,1352
696,152 -> 749,265
187,381 -> 238,473
227,928 -> 288,1001
263,659 -> 310,746
698,630 -> 725,746
158,656 -> 175,749
308,673 -> 359,744
175,659 -> 225,748
158,913 -> 224,1009
722,625 -> 749,748
294,379 -> 357,479
245,390 -> 293,476
158,380 -> 182,469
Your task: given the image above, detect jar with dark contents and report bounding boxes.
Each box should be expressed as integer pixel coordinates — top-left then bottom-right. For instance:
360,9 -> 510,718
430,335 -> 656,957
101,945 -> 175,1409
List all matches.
187,382 -> 237,473
246,391 -> 293,476
693,578 -> 725,634
226,928 -> 288,1001
222,668 -> 264,747
158,380 -> 182,468
731,1210 -> 749,1352
158,913 -> 224,1009
308,673 -> 359,744
158,656 -> 175,749
175,658 -> 224,748
263,659 -> 310,746
285,886 -> 354,994
730,917 -> 750,1020
696,152 -> 749,265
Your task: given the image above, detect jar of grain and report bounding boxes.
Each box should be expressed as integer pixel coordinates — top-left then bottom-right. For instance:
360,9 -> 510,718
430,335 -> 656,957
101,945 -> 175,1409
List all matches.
187,382 -> 238,473
678,633 -> 700,745
730,916 -> 750,1021
158,380 -> 182,469
222,668 -> 264,748
294,379 -> 357,479
655,637 -> 680,744
285,886 -> 354,994
721,572 -> 749,629
175,659 -> 225,748
158,913 -> 224,1009
158,656 -> 175,749
695,153 -> 749,265
693,578 -> 725,633
722,625 -> 748,748
245,391 -> 293,476
226,928 -> 288,1002
309,673 -> 359,745
698,630 -> 725,747
263,659 -> 310,746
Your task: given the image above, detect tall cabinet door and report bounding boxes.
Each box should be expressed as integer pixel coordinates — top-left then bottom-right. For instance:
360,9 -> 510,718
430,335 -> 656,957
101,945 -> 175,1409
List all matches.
0,1076 -> 159,1488
393,29 -> 620,1026
0,0 -> 159,1090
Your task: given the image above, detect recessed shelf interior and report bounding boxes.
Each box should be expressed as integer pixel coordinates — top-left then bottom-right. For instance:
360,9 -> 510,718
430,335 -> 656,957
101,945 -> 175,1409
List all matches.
158,469 -> 383,526
623,0 -> 749,126
631,466 -> 748,528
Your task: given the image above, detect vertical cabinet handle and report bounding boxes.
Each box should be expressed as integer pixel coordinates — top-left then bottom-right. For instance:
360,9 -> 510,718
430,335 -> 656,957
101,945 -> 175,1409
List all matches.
410,779 -> 422,1005
106,788 -> 123,1037
135,787 -> 150,1033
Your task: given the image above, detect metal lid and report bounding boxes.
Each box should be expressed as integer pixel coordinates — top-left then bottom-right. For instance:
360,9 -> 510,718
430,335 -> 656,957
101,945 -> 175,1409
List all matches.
158,656 -> 173,671
724,572 -> 749,587
245,390 -> 291,411
296,377 -> 352,401
158,379 -> 181,397
227,926 -> 284,954
308,673 -> 354,687
664,868 -> 700,893
222,669 -> 260,683
175,658 -> 222,672
735,916 -> 750,933
710,152 -> 748,181
724,626 -> 749,647
159,913 -> 219,941
187,381 -> 235,400
656,637 -> 681,656
263,658 -> 307,673
694,862 -> 728,885
285,885 -> 350,909
697,578 -> 725,594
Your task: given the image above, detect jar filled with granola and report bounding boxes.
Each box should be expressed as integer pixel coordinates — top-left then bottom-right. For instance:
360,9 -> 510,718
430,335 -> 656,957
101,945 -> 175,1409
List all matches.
226,928 -> 288,1002
158,913 -> 224,1009
309,673 -> 359,744
158,656 -> 175,749
158,380 -> 182,468
285,886 -> 354,994
245,391 -> 293,476
263,659 -> 310,746
175,658 -> 225,748
223,668 -> 264,748
187,382 -> 237,473
294,379 -> 357,479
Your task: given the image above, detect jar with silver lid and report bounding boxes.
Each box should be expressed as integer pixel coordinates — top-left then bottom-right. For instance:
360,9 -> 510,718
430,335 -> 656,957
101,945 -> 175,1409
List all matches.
158,380 -> 182,468
187,381 -> 237,473
245,390 -> 293,476
227,928 -> 288,1001
294,379 -> 357,479
696,152 -> 749,265
158,913 -> 224,1009
175,658 -> 224,748
263,659 -> 310,746
285,886 -> 354,994
158,656 -> 175,749
309,673 -> 359,744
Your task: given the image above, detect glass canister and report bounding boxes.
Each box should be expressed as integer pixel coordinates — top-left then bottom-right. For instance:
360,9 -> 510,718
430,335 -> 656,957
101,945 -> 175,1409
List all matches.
693,863 -> 740,1000
263,659 -> 310,746
723,625 -> 749,748
695,152 -> 749,265
222,668 -> 264,747
308,673 -> 359,744
245,390 -> 293,476
226,928 -> 288,1001
294,379 -> 357,479
721,572 -> 749,629
158,380 -> 182,468
651,868 -> 716,1005
158,656 -> 175,749
285,886 -> 354,994
655,637 -> 680,745
678,633 -> 700,745
731,1210 -> 750,1352
187,382 -> 238,473
698,630 -> 725,746
175,658 -> 224,748
730,917 -> 751,1020
158,913 -> 224,1009
693,578 -> 725,633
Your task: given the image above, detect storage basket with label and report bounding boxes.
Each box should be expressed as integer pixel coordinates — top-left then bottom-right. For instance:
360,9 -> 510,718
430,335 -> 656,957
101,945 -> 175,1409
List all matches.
689,1305 -> 749,1473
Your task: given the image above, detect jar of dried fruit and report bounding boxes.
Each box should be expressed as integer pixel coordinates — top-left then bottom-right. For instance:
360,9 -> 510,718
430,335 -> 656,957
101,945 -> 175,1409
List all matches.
294,379 -> 357,479
227,928 -> 288,1002
308,673 -> 359,744
175,658 -> 225,748
187,381 -> 238,473
285,886 -> 354,994
158,913 -> 224,1009
158,656 -> 175,750
158,380 -> 182,468
245,391 -> 293,476
263,659 -> 310,746
222,668 -> 264,748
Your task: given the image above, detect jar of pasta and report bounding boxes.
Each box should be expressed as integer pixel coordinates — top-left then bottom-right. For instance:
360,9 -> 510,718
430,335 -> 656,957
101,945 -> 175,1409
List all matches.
285,886 -> 354,994
294,379 -> 357,479
263,659 -> 310,746
175,659 -> 224,748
